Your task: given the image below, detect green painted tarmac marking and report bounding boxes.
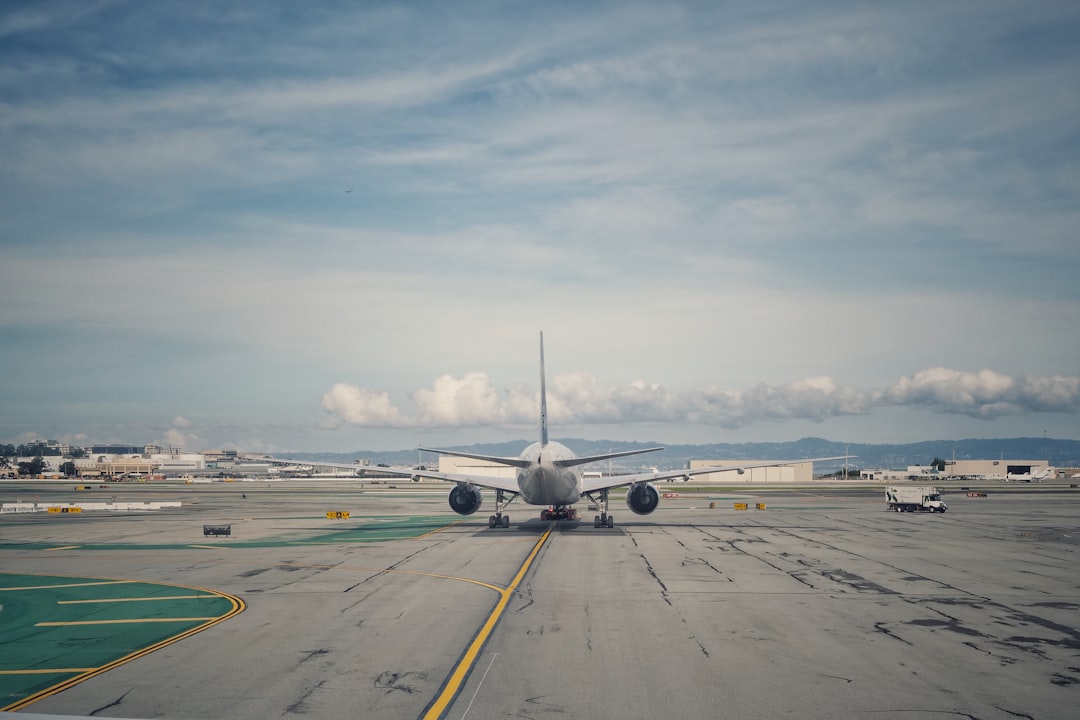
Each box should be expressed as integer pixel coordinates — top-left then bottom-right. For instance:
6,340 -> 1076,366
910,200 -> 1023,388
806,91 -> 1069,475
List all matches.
0,572 -> 243,711
0,514 -> 458,551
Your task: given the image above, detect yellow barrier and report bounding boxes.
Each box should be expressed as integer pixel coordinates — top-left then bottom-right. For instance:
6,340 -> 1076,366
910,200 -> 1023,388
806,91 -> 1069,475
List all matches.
326,511 -> 350,519
733,502 -> 748,511
756,503 -> 767,510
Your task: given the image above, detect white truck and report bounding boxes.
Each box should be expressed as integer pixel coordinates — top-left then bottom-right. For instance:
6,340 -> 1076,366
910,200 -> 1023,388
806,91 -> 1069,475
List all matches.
886,485 -> 947,513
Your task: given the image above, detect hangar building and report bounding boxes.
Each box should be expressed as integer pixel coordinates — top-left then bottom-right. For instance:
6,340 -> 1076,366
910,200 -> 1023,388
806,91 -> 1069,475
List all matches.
947,459 -> 1053,480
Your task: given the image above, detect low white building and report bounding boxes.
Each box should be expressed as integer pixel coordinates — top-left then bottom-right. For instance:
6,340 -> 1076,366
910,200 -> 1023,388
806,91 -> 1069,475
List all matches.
686,459 -> 814,483
147,453 -> 206,472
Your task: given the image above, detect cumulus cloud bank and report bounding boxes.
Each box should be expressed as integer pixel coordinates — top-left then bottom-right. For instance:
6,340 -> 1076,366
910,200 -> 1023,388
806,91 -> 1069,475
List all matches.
878,368 -> 1080,418
158,415 -> 202,451
321,384 -> 406,427
321,368 -> 1080,429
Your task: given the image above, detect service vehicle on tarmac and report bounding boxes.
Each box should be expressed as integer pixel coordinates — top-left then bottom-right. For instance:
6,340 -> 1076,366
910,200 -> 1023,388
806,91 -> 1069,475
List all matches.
886,485 -> 948,513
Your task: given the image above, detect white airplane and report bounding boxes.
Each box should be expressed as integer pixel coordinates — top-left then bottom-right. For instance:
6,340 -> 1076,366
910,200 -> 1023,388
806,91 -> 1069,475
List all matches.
284,332 -> 852,529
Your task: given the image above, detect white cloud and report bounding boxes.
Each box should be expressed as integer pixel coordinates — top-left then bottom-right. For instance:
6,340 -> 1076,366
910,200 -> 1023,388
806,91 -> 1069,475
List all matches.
414,372 -> 506,426
322,368 -> 1080,431
155,416 -> 202,451
321,384 -> 406,427
879,368 -> 1080,418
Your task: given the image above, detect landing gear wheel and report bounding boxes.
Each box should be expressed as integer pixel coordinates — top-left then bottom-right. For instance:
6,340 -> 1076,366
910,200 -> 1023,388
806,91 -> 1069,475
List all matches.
584,490 -> 613,529
488,489 -> 517,528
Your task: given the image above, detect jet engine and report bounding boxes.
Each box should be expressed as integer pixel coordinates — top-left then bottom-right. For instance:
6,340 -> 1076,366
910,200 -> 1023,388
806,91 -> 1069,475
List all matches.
448,484 -> 483,515
626,482 -> 660,515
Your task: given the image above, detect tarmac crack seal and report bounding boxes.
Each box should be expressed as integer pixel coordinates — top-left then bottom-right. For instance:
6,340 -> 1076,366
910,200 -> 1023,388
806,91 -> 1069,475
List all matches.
374,671 -> 427,695
873,621 -> 914,646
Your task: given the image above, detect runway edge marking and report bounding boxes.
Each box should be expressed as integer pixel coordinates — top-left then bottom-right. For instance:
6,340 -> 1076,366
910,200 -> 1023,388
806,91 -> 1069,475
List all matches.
1,577 -> 246,712
420,525 -> 553,720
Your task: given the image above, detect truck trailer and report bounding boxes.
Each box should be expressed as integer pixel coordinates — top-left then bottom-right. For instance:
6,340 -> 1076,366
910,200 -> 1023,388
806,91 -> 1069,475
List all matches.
886,485 -> 947,513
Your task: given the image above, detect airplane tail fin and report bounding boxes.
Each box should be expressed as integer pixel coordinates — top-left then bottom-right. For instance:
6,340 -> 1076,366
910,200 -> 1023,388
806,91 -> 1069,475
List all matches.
540,331 -> 549,446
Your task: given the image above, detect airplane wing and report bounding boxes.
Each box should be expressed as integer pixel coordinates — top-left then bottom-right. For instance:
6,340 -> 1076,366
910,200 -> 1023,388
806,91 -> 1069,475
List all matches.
412,447 -> 526,493
412,445 -> 664,493
253,455 -> 523,493
581,455 -> 855,493
244,456 -> 369,474
405,467 -> 522,493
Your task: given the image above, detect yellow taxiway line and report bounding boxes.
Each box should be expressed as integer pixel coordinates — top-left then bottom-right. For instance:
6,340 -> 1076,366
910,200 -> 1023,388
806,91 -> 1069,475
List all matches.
36,617 -> 220,626
58,595 -> 217,604
0,669 -> 96,675
0,580 -> 136,592
422,525 -> 553,719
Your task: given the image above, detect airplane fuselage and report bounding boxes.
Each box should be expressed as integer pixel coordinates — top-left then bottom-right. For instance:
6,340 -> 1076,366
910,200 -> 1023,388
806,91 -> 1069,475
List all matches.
516,441 -> 581,506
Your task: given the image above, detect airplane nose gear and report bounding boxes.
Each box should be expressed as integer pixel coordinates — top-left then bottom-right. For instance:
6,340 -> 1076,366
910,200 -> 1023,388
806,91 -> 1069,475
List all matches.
488,489 -> 517,529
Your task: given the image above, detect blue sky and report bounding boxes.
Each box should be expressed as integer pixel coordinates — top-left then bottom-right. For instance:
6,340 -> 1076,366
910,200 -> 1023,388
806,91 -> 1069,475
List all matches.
2,0 -> 1078,454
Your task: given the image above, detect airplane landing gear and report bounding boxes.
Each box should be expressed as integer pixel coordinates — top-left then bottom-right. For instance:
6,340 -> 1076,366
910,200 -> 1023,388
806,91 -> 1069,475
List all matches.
487,489 -> 517,529
584,489 -> 614,528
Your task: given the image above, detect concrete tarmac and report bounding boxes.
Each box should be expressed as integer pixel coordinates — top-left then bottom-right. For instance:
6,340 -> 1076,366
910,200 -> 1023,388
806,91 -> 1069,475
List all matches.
1,482 -> 1078,719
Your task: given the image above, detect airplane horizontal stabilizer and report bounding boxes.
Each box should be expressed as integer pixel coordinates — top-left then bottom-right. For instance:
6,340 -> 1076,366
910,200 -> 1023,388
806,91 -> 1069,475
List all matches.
418,447 -> 531,469
555,446 -> 665,469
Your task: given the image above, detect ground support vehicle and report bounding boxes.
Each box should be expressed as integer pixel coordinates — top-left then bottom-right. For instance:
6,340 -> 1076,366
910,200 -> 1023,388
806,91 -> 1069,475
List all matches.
886,485 -> 947,513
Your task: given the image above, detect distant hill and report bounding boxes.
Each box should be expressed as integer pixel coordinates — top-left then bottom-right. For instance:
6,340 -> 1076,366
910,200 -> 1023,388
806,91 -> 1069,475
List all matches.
278,436 -> 1080,471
